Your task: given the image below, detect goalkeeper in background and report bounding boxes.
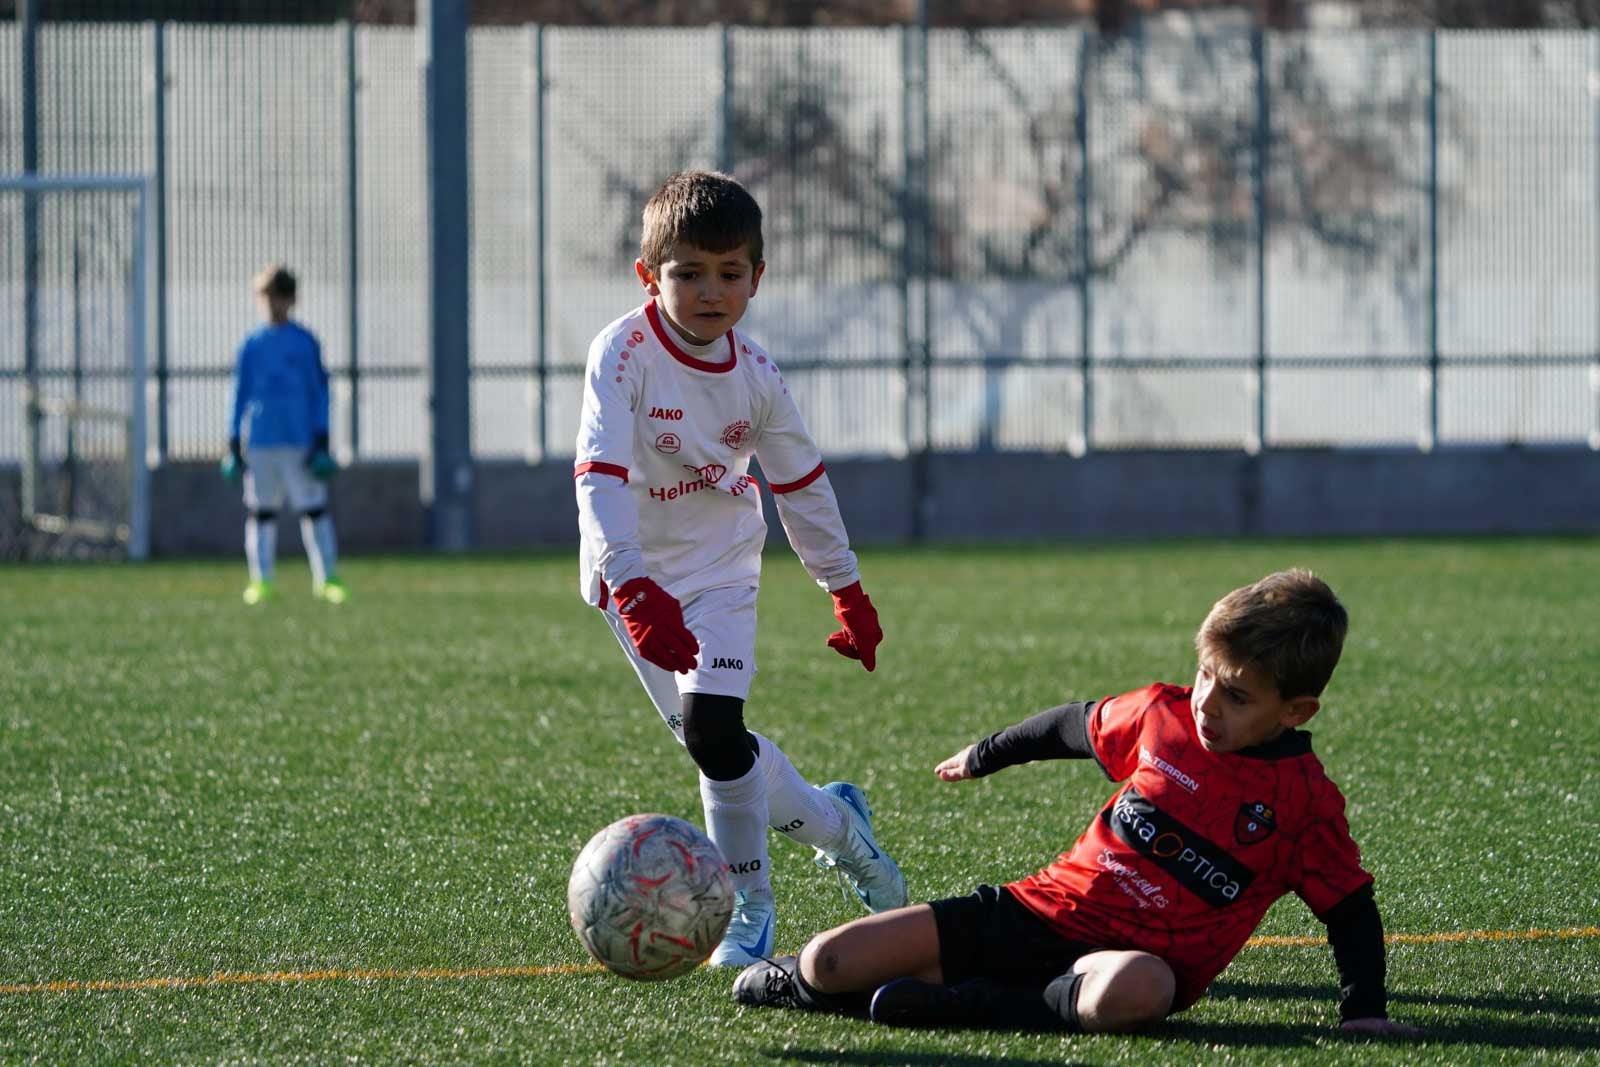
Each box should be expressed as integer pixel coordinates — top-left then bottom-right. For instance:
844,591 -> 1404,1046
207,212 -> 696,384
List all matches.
221,265 -> 345,605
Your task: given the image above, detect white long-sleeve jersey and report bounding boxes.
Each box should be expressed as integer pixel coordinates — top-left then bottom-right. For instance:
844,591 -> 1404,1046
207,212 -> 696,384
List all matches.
574,301 -> 861,608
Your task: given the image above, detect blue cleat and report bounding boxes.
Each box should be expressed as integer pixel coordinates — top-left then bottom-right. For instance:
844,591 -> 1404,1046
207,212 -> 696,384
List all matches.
708,888 -> 775,968
813,782 -> 907,913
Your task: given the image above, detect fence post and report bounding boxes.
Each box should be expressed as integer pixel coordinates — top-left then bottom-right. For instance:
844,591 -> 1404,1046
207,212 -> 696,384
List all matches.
718,25 -> 734,174
899,8 -> 932,539
420,0 -> 476,551
530,23 -> 548,463
1426,28 -> 1440,452
344,20 -> 361,460
1076,31 -> 1093,457
21,0 -> 39,518
143,21 -> 169,465
1592,29 -> 1599,450
1251,26 -> 1269,454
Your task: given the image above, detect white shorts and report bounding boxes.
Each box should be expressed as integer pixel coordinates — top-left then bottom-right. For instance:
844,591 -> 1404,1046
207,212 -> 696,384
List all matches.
243,446 -> 328,513
604,582 -> 759,742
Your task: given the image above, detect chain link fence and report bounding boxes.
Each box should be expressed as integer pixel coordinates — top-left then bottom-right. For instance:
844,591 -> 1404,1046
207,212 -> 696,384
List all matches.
3,21 -> 1598,470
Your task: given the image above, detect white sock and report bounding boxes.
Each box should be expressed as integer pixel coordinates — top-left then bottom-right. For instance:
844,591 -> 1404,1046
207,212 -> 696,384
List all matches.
246,517 -> 277,582
699,763 -> 770,898
752,731 -> 845,849
301,515 -> 339,586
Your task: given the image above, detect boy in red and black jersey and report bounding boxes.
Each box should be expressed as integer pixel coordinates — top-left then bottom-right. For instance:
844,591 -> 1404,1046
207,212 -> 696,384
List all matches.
733,570 -> 1417,1038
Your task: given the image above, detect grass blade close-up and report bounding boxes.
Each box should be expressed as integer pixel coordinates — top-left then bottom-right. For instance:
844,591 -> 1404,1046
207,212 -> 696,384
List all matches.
2,538 -> 1598,1064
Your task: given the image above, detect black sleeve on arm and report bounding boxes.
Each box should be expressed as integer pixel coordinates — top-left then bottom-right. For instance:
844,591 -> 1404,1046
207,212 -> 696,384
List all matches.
965,701 -> 1097,778
1318,883 -> 1387,1023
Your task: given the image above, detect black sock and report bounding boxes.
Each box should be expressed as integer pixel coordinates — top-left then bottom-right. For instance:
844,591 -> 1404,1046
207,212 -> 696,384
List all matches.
1043,971 -> 1085,1031
947,972 -> 1084,1031
792,965 -> 871,1016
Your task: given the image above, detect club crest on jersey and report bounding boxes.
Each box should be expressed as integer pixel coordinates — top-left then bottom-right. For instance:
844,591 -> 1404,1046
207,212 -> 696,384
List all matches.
654,432 -> 681,455
1234,802 -> 1277,846
683,462 -> 726,485
720,419 -> 752,450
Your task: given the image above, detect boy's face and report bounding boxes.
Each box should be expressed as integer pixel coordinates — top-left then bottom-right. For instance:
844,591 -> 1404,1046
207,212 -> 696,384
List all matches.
1190,655 -> 1319,754
635,241 -> 764,345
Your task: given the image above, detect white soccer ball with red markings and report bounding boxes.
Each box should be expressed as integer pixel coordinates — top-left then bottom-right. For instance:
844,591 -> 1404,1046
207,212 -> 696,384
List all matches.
567,813 -> 734,980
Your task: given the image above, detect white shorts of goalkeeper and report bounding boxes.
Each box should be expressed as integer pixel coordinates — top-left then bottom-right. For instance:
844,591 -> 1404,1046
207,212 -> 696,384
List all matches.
244,446 -> 329,513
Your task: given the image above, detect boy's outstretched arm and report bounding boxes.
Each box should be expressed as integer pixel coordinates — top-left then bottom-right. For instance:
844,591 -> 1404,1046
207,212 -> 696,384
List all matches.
1321,886 -> 1422,1037
935,701 -> 1099,782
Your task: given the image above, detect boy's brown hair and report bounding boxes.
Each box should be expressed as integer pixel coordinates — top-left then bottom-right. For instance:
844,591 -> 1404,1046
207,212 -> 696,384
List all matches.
640,171 -> 763,270
253,265 -> 297,301
1195,569 -> 1348,699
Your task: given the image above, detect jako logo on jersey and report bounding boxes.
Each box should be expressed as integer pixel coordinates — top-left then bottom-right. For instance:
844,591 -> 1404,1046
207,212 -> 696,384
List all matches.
1234,802 -> 1277,846
1140,745 -> 1201,794
649,407 -> 683,420
1102,786 -> 1254,907
720,419 -> 752,449
710,657 -> 744,670
773,819 -> 805,834
727,860 -> 762,874
654,432 -> 681,455
683,462 -> 726,485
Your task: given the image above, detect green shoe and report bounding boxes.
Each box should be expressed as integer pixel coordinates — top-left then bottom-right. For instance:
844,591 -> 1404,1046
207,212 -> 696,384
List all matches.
316,577 -> 348,605
242,579 -> 276,606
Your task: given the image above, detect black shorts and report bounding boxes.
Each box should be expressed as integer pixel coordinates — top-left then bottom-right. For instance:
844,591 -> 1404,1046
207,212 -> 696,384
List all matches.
929,884 -> 1102,988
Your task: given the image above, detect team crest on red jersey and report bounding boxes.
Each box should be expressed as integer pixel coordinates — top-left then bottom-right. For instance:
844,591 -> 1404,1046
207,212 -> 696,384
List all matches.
720,420 -> 752,449
1234,802 -> 1277,846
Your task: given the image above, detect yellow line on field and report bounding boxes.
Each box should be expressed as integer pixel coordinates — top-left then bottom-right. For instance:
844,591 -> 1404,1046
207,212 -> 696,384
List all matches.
1245,925 -> 1600,949
3,926 -> 1596,996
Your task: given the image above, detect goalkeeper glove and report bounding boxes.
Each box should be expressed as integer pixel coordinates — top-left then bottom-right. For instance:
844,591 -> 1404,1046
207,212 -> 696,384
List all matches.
826,581 -> 882,672
612,577 -> 698,674
219,438 -> 245,483
306,433 -> 337,480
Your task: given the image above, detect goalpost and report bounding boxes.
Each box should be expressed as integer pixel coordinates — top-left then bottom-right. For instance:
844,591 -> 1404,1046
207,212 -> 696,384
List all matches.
1,174 -> 152,561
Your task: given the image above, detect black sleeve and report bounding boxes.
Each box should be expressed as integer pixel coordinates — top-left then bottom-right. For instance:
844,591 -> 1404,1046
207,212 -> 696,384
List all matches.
965,701 -> 1097,778
1318,883 -> 1387,1022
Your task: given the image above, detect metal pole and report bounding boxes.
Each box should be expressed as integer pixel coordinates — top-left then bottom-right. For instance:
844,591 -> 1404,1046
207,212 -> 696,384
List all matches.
899,25 -> 915,475
345,20 -> 362,459
1427,28 -> 1440,452
1252,26 -> 1269,454
147,22 -> 169,463
531,24 -> 549,462
1076,31 -> 1093,456
718,25 -> 734,174
129,181 -> 151,560
21,0 -> 40,522
419,0 -> 476,551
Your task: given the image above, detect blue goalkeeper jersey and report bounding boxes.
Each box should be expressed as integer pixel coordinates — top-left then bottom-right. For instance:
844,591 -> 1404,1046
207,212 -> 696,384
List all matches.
228,321 -> 329,449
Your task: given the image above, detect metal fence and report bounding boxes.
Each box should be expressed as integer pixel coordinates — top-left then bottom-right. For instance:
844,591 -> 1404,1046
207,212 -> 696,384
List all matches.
3,22 -> 1598,464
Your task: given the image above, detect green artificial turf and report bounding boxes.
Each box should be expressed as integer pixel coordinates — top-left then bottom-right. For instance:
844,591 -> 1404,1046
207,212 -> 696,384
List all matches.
1,539 -> 1596,1064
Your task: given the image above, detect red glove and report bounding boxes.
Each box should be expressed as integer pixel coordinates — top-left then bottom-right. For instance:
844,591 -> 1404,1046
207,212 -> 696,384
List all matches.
613,577 -> 698,674
826,581 -> 882,672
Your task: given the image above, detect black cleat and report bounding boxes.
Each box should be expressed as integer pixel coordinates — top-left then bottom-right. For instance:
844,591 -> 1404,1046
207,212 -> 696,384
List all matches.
732,955 -> 802,1009
869,977 -> 963,1028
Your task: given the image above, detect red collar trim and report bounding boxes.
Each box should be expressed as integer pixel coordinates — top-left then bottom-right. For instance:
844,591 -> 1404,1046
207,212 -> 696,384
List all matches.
646,301 -> 737,373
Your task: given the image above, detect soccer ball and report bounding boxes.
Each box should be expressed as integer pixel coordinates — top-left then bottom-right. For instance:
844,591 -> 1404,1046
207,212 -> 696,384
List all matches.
567,813 -> 734,980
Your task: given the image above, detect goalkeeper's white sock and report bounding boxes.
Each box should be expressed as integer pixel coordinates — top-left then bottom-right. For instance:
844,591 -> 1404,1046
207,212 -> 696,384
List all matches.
246,517 -> 277,582
301,515 -> 339,585
752,731 -> 845,849
699,763 -> 770,897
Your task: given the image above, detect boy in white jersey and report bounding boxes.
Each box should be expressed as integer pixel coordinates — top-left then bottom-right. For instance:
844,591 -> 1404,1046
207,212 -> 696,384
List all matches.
574,171 -> 907,966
